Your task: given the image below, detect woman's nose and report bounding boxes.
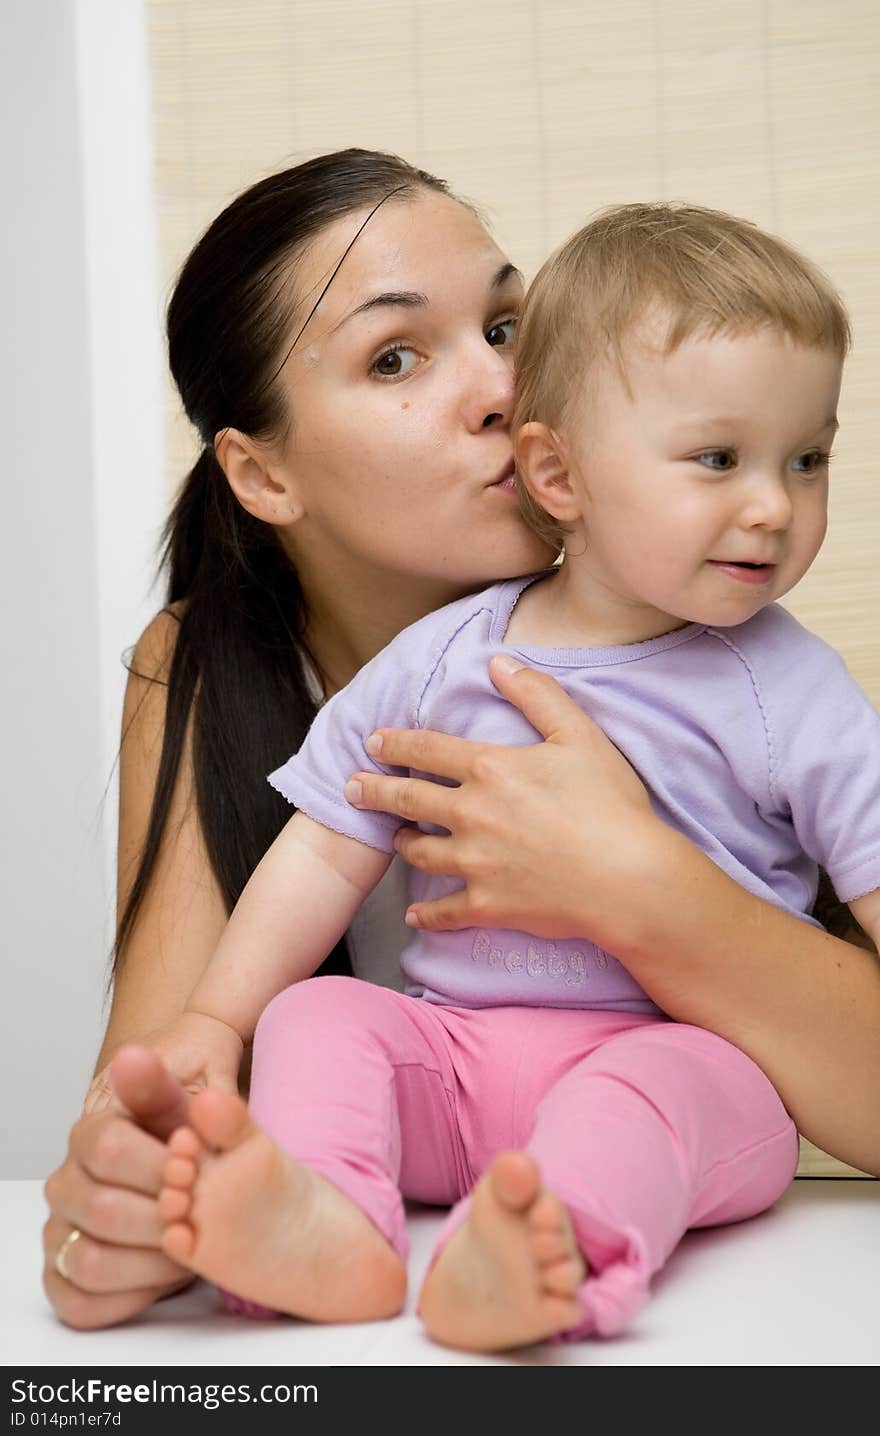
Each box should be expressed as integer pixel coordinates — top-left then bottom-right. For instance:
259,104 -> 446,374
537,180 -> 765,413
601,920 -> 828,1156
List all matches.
462,345 -> 515,433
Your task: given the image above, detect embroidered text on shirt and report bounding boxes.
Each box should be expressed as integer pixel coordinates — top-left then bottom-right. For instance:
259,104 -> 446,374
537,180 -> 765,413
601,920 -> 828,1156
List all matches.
470,930 -> 609,986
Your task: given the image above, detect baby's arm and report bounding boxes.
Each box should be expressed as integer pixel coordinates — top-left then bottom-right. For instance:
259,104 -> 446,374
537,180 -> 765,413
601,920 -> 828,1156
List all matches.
185,811 -> 391,1039
127,813 -> 391,1092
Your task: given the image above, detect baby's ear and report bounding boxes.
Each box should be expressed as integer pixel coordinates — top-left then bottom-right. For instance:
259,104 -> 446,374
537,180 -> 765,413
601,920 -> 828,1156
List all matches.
515,422 -> 581,522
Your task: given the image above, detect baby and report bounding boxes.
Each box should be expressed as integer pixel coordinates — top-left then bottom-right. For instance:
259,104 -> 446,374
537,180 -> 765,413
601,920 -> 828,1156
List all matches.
147,203 -> 880,1352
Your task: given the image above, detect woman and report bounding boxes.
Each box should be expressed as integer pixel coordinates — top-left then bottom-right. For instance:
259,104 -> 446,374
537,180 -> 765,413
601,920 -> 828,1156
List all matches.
42,149 -> 880,1332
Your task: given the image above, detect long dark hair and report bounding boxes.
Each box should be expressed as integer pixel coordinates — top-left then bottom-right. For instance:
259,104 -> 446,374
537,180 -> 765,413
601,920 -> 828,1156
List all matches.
114,150 -> 452,976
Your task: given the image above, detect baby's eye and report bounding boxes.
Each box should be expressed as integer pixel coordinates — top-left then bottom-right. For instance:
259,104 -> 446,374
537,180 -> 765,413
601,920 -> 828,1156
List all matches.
485,318 -> 517,348
696,450 -> 737,472
371,345 -> 420,380
792,450 -> 832,475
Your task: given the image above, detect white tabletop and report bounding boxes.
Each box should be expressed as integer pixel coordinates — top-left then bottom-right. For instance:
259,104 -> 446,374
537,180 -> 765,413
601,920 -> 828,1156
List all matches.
4,1179 -> 878,1367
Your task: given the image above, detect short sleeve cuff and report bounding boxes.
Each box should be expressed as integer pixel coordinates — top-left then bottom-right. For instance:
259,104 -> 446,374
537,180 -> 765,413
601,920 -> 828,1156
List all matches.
267,758 -> 400,854
826,855 -> 880,905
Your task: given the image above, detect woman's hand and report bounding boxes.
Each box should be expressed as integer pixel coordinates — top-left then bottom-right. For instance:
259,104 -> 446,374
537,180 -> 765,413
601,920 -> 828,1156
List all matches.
43,1049 -> 197,1329
84,1013 -> 243,1117
345,655 -> 657,945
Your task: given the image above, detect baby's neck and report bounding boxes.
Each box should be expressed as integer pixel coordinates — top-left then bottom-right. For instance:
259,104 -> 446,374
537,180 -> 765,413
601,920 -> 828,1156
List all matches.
505,565 -> 689,651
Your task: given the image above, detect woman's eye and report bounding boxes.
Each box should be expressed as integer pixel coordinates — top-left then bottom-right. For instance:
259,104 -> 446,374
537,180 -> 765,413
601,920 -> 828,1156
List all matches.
485,318 -> 517,348
793,450 -> 832,475
696,450 -> 737,472
371,345 -> 420,380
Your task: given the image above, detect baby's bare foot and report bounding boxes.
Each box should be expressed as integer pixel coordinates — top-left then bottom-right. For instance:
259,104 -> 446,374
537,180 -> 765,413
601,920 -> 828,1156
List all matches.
158,1088 -> 406,1322
419,1150 -> 586,1351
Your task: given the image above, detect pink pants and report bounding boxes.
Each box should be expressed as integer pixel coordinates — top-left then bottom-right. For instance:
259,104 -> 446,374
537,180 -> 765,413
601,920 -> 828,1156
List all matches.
246,976 -> 797,1338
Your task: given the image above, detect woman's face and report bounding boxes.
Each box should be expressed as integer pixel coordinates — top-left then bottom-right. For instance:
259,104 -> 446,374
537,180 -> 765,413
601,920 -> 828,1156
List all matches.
272,191 -> 556,594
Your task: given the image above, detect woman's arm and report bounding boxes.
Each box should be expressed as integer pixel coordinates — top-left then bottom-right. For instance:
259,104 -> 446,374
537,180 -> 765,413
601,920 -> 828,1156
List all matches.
347,657 -> 880,1176
44,609 -> 236,1328
615,827 -> 880,1176
94,610 -> 230,1075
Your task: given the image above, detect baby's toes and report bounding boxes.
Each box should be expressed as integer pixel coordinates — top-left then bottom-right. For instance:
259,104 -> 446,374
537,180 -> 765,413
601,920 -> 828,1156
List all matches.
158,1185 -> 191,1223
161,1219 -> 197,1263
168,1125 -> 202,1161
542,1255 -> 585,1298
531,1226 -> 573,1263
529,1191 -> 569,1233
163,1154 -> 198,1191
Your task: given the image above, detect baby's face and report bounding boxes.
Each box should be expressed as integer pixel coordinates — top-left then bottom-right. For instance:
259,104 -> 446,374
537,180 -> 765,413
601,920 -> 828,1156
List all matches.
556,317 -> 843,630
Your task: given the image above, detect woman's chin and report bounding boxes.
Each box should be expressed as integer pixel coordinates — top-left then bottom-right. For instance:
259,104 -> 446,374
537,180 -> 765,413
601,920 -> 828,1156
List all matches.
497,535 -> 560,578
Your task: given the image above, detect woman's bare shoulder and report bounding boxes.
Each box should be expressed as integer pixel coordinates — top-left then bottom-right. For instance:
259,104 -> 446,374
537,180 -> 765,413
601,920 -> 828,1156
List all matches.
127,601 -> 186,685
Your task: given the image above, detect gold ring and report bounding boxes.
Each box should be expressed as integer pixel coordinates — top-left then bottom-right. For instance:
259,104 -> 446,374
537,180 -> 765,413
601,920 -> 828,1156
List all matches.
55,1227 -> 82,1281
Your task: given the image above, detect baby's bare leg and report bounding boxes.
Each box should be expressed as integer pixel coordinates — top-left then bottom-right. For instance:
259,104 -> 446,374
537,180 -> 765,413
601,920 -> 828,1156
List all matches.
159,1089 -> 406,1322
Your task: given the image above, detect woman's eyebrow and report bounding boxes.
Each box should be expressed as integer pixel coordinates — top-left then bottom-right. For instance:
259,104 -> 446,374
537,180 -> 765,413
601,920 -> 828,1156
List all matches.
331,291 -> 428,333
331,263 -> 523,334
490,262 -> 523,290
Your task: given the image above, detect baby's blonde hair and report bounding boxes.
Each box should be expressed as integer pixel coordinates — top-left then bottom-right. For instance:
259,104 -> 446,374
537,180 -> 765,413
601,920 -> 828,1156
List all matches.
513,202 -> 851,548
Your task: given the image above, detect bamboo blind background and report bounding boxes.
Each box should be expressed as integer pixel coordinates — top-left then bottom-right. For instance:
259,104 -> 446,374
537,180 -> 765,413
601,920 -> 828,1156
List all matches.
146,1 -> 879,1178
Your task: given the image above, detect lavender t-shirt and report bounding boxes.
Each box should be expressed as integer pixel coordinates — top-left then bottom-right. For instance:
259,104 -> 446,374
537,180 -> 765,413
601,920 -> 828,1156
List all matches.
269,571 -> 880,1015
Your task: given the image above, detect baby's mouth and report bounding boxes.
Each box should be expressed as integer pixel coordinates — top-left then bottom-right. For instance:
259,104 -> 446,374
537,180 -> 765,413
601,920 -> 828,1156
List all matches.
708,559 -> 777,585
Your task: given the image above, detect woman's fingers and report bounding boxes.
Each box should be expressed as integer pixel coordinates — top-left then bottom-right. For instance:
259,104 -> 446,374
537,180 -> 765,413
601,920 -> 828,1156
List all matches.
42,1120 -> 192,1328
355,662 -> 645,813
488,655 -> 592,742
42,1057 -> 198,1330
42,1246 -> 189,1331
43,1268 -> 177,1332
392,828 -> 462,875
347,771 -> 459,827
362,726 -> 481,783
65,1110 -> 170,1197
42,1214 -> 184,1295
491,657 -> 651,807
108,1046 -> 191,1140
404,889 -> 472,932
44,1157 -> 168,1246
83,1067 -> 123,1116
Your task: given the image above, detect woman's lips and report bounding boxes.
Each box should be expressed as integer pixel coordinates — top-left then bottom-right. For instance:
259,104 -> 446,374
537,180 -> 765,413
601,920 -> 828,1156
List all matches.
489,459 -> 517,490
708,561 -> 776,585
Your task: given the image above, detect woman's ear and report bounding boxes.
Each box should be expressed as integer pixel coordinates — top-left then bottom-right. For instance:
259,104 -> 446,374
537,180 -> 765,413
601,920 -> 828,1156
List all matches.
214,428 -> 304,526
515,422 -> 582,522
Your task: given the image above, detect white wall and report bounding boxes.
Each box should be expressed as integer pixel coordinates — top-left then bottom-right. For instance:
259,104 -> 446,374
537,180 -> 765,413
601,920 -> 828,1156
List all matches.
0,0 -> 164,1177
